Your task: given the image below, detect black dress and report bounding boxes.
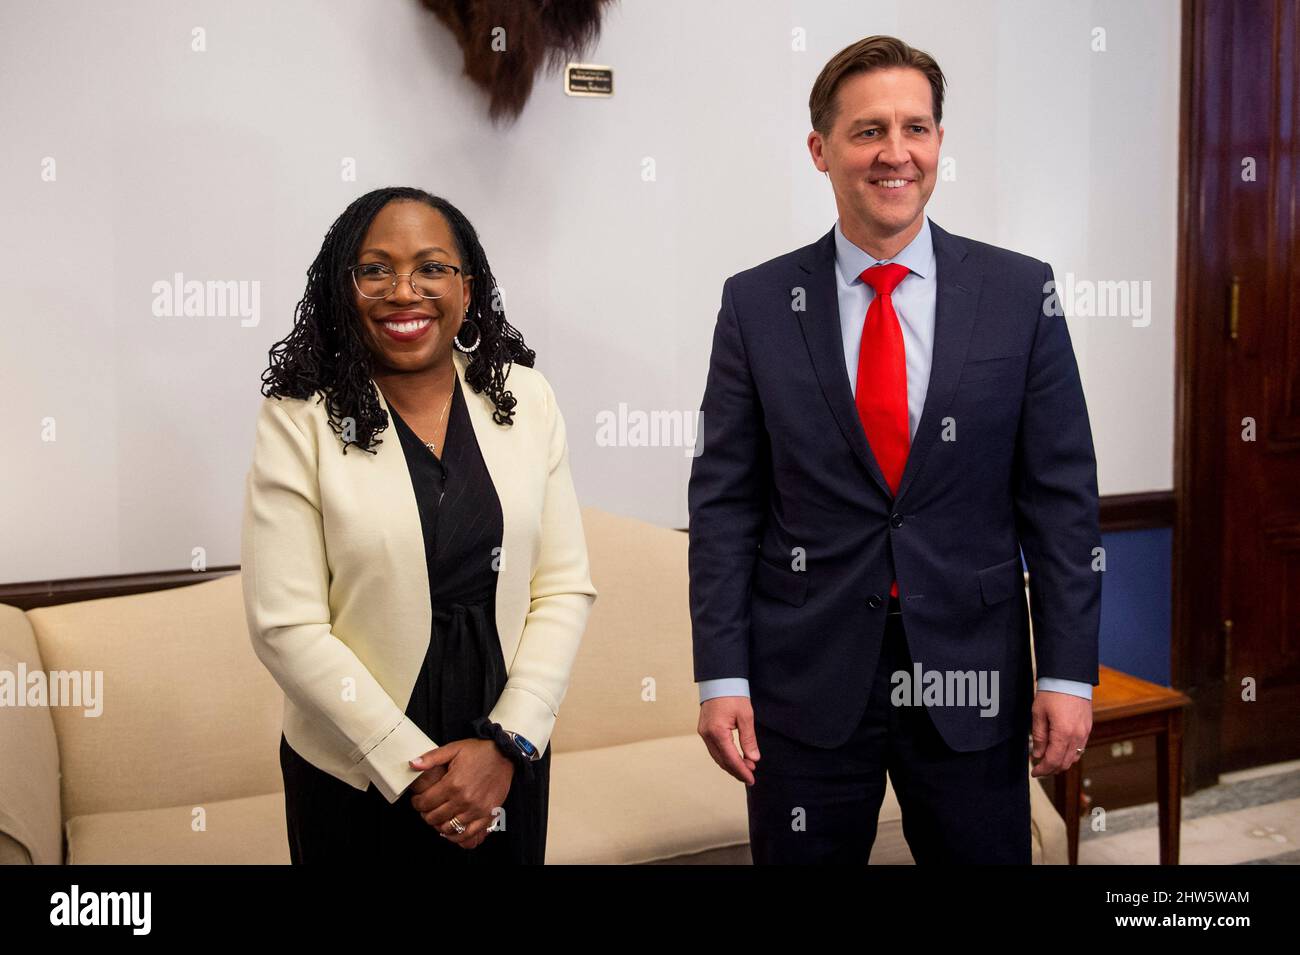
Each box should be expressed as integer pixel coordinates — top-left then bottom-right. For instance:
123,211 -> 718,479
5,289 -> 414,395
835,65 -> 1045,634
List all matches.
278,375 -> 551,864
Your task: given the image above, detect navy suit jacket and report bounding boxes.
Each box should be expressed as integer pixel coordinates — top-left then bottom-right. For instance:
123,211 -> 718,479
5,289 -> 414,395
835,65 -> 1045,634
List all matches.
687,219 -> 1102,752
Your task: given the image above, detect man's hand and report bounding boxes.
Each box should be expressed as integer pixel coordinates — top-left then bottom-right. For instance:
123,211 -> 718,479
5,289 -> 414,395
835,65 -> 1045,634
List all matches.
699,696 -> 761,786
1030,689 -> 1093,777
408,740 -> 514,849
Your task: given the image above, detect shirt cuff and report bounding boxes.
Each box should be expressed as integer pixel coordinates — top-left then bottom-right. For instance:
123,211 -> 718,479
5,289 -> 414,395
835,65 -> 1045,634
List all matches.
698,677 -> 751,704
700,678 -> 1090,702
1036,677 -> 1093,700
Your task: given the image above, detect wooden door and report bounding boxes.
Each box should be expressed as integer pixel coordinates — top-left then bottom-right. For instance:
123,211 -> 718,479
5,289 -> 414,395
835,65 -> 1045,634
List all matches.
1176,0 -> 1300,784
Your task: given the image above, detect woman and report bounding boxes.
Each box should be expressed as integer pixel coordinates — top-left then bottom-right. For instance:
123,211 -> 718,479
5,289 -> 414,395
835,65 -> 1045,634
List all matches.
239,186 -> 596,864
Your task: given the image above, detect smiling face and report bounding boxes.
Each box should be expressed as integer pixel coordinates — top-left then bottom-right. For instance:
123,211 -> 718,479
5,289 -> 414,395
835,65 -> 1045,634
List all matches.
808,66 -> 943,255
350,200 -> 473,374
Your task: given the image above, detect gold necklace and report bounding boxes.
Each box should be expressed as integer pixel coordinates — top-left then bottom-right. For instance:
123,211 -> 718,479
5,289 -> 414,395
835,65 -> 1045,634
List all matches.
423,383 -> 454,456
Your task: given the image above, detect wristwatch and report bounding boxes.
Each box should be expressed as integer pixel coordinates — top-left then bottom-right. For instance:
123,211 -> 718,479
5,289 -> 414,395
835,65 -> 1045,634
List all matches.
503,730 -> 542,762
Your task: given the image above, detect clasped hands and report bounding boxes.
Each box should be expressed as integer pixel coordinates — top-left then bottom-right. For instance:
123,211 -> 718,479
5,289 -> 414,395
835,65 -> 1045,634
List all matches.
407,739 -> 514,850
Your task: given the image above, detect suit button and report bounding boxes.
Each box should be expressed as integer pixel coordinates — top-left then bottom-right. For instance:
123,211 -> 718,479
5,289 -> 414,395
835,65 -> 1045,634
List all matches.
890,513 -> 904,528
868,594 -> 882,609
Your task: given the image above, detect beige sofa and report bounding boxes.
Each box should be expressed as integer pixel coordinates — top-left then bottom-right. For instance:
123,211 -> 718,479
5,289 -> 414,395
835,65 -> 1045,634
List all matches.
0,507 -> 1066,864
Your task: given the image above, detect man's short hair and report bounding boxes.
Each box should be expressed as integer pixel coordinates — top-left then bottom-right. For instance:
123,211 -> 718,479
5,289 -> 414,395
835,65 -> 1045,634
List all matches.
809,35 -> 948,134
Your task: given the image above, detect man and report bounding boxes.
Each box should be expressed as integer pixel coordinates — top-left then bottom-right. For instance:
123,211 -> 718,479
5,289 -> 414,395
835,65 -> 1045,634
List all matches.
688,35 -> 1100,864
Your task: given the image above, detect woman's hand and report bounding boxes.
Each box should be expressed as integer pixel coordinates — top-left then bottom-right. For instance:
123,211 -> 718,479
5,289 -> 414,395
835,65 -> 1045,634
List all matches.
408,740 -> 514,849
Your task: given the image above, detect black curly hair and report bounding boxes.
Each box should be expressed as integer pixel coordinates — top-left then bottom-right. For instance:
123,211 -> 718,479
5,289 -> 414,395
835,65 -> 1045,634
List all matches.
259,186 -> 535,453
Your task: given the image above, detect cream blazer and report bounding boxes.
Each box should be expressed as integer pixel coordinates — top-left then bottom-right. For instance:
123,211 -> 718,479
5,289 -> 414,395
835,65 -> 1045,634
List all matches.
239,348 -> 596,803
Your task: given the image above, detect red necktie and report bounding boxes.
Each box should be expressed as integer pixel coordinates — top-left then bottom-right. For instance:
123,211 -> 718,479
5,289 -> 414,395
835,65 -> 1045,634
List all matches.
855,262 -> 911,598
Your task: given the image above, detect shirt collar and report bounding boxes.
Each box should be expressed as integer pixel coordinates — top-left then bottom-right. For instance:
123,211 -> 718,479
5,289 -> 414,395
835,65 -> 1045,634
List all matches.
834,215 -> 933,285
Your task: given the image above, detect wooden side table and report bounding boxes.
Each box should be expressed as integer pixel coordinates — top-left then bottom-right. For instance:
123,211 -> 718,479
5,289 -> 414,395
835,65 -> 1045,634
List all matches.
1051,665 -> 1191,864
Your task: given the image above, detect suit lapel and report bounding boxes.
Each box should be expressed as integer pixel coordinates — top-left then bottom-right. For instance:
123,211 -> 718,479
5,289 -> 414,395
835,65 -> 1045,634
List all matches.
795,227 -> 893,499
893,220 -> 982,505
447,348 -> 513,487
444,349 -> 532,659
794,218 -> 984,505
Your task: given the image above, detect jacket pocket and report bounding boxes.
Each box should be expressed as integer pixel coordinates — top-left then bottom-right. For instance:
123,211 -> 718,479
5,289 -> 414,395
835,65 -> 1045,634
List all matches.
977,556 -> 1024,605
752,557 -> 809,607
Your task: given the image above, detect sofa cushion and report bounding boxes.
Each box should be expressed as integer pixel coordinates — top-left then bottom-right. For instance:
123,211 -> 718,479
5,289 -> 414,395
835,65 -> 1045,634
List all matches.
546,734 -> 749,864
0,603 -> 64,865
65,791 -> 289,864
25,573 -> 284,819
546,732 -> 927,864
552,509 -> 700,755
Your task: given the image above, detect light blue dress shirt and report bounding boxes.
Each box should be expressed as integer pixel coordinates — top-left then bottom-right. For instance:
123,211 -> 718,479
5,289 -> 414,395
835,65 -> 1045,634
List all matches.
697,217 -> 1092,704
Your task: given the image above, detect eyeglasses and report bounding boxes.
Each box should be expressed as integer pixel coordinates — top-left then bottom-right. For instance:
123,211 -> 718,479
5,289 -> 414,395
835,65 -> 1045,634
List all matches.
347,261 -> 465,300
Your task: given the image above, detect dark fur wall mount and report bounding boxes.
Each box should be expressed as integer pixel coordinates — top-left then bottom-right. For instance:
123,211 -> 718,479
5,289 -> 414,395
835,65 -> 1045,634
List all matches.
420,0 -> 616,123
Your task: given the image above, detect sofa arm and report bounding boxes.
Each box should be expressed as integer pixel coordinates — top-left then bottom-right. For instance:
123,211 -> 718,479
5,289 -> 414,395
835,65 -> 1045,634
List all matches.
0,604 -> 64,864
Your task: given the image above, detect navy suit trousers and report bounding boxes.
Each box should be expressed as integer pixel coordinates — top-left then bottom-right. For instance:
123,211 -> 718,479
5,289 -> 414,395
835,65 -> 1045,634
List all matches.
745,599 -> 1032,864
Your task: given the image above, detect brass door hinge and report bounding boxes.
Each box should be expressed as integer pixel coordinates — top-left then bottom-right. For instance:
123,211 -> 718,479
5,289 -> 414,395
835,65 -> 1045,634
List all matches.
1228,275 -> 1240,341
1223,618 -> 1234,674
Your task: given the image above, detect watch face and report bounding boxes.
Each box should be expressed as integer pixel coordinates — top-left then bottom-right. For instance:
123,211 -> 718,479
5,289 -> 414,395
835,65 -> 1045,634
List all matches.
513,734 -> 538,759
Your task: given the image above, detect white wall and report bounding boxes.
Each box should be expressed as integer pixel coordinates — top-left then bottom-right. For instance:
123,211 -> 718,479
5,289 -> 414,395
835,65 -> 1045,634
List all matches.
0,0 -> 1179,582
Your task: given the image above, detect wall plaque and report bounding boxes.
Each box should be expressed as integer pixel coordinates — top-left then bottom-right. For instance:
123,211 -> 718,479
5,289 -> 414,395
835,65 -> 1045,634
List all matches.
565,63 -> 613,97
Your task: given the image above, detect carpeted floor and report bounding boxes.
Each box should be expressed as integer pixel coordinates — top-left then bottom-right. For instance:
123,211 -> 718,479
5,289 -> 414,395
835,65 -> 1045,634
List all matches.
1077,759 -> 1300,864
